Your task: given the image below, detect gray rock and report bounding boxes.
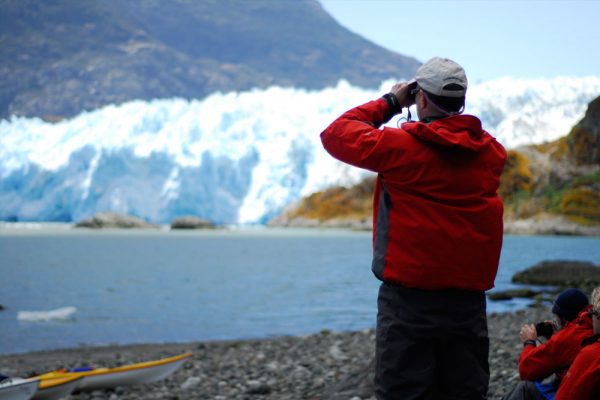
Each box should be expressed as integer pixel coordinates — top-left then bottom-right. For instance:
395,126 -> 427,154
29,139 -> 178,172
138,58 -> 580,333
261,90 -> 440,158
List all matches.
488,288 -> 541,301
74,212 -> 156,229
246,380 -> 272,395
180,376 -> 201,390
512,260 -> 600,290
170,216 -> 216,230
328,342 -> 346,360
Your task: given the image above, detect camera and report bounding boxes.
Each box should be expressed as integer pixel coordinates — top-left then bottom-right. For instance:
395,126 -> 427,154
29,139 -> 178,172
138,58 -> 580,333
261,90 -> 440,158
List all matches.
408,81 -> 418,104
535,321 -> 555,339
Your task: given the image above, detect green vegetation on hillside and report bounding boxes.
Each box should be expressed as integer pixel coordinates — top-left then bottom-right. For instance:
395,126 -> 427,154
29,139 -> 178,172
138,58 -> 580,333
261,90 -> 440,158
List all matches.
560,172 -> 600,224
498,150 -> 533,200
500,98 -> 600,225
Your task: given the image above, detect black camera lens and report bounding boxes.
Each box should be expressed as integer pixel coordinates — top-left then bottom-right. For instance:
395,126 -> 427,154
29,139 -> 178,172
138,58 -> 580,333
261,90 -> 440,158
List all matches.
535,322 -> 554,339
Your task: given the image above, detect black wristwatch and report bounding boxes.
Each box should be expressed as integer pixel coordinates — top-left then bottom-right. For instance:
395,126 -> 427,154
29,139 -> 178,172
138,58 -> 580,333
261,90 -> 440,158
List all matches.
382,93 -> 402,115
523,339 -> 536,347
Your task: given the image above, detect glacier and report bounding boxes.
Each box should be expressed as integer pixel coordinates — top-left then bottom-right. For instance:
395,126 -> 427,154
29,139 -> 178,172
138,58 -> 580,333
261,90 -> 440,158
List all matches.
1,77 -> 599,224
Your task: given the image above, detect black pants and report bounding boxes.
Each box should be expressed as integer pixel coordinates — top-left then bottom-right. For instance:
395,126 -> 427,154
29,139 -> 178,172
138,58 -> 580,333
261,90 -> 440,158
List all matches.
375,282 -> 490,400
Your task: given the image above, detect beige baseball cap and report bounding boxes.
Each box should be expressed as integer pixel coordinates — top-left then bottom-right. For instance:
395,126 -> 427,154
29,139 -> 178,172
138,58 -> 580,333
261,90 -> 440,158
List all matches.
409,57 -> 467,97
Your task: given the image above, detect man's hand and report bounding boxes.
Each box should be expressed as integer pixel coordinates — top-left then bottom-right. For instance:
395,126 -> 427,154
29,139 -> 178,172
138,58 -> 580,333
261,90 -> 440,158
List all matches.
390,82 -> 414,108
519,324 -> 538,343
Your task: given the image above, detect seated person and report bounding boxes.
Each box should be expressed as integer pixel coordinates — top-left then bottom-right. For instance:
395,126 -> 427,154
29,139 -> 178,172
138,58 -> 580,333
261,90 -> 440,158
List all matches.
555,287 -> 600,400
503,288 -> 592,400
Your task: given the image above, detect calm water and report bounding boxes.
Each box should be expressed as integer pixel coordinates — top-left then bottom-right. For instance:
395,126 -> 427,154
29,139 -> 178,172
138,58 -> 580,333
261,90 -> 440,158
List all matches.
1,226 -> 599,354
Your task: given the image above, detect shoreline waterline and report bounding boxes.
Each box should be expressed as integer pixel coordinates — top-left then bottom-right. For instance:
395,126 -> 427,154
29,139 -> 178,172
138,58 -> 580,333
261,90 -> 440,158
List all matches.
1,219 -> 599,236
0,305 -> 539,357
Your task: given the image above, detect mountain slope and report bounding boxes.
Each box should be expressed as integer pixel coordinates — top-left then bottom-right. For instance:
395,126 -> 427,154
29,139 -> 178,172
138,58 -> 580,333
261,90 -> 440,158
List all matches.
0,0 -> 420,119
502,96 -> 600,225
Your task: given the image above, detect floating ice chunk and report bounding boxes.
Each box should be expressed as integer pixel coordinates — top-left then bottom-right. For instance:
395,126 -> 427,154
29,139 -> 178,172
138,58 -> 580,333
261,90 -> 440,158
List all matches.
17,306 -> 77,322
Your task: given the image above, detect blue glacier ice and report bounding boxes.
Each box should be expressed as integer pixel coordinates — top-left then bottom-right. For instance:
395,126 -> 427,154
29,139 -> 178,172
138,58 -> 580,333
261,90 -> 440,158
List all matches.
1,77 -> 599,224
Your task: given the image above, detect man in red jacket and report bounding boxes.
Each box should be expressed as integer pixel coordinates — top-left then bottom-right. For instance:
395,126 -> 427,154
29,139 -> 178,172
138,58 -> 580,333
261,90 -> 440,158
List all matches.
503,288 -> 592,400
555,287 -> 600,400
321,57 -> 506,399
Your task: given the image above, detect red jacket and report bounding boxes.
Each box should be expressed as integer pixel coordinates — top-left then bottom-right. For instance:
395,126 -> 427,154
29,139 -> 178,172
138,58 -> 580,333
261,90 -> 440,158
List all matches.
519,306 -> 594,382
321,98 -> 506,291
555,335 -> 600,400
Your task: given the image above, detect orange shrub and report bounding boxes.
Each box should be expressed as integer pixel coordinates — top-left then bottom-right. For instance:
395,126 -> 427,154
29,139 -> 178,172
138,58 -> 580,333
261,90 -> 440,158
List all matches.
499,150 -> 534,200
560,187 -> 600,224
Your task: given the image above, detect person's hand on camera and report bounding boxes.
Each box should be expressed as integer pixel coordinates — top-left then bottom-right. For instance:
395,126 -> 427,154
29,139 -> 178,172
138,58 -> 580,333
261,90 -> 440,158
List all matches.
390,82 -> 414,108
519,323 -> 538,343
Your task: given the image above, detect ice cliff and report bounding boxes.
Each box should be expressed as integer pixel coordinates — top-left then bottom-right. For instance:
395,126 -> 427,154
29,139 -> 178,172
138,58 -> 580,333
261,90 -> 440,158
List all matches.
1,77 -> 599,224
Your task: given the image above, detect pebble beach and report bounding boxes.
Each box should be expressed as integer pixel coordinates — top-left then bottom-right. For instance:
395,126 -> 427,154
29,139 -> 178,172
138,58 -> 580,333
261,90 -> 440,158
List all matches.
1,307 -> 551,400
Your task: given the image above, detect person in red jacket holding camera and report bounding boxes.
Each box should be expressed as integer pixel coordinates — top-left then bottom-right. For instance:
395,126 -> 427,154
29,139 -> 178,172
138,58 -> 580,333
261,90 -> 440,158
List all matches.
555,287 -> 600,400
503,288 -> 592,400
321,57 -> 506,400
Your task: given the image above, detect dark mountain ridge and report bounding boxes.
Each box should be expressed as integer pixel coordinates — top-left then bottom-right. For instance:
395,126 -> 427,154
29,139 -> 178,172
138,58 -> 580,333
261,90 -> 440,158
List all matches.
0,0 -> 420,120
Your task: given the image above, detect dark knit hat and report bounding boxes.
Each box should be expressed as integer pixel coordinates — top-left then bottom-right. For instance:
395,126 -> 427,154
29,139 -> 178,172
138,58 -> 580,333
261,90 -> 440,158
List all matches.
552,288 -> 589,320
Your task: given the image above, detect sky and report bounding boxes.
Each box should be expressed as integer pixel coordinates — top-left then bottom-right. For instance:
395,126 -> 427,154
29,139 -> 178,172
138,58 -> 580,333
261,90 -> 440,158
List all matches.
319,0 -> 600,83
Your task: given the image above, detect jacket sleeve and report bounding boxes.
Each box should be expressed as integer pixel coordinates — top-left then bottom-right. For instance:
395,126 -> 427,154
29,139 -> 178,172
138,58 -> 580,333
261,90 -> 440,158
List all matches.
555,346 -> 600,400
320,98 -> 402,173
518,330 -> 571,381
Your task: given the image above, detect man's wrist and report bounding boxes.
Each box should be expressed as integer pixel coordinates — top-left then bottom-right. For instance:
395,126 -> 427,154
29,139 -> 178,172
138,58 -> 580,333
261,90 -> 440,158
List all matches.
523,339 -> 536,347
382,93 -> 402,115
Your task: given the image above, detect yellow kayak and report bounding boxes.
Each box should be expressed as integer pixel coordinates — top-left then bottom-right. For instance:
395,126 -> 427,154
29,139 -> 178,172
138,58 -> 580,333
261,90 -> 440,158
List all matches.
35,352 -> 192,392
34,376 -> 82,400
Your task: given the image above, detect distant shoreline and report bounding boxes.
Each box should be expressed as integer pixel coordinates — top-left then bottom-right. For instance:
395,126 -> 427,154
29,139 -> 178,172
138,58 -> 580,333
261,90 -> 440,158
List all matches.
270,210 -> 600,236
1,218 -> 599,236
503,216 -> 600,236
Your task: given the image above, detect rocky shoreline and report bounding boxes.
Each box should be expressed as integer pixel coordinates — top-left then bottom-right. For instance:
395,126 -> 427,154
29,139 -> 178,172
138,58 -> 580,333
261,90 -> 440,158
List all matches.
503,215 -> 600,236
269,215 -> 600,236
2,307 -> 551,400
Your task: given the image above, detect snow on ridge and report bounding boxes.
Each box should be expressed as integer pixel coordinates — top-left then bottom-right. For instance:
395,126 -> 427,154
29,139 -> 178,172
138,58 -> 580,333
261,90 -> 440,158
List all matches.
467,75 -> 600,147
0,76 -> 599,224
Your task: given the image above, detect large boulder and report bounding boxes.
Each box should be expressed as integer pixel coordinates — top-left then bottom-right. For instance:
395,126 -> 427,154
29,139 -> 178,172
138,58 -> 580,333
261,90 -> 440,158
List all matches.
170,216 -> 216,230
488,260 -> 600,302
512,260 -> 600,290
